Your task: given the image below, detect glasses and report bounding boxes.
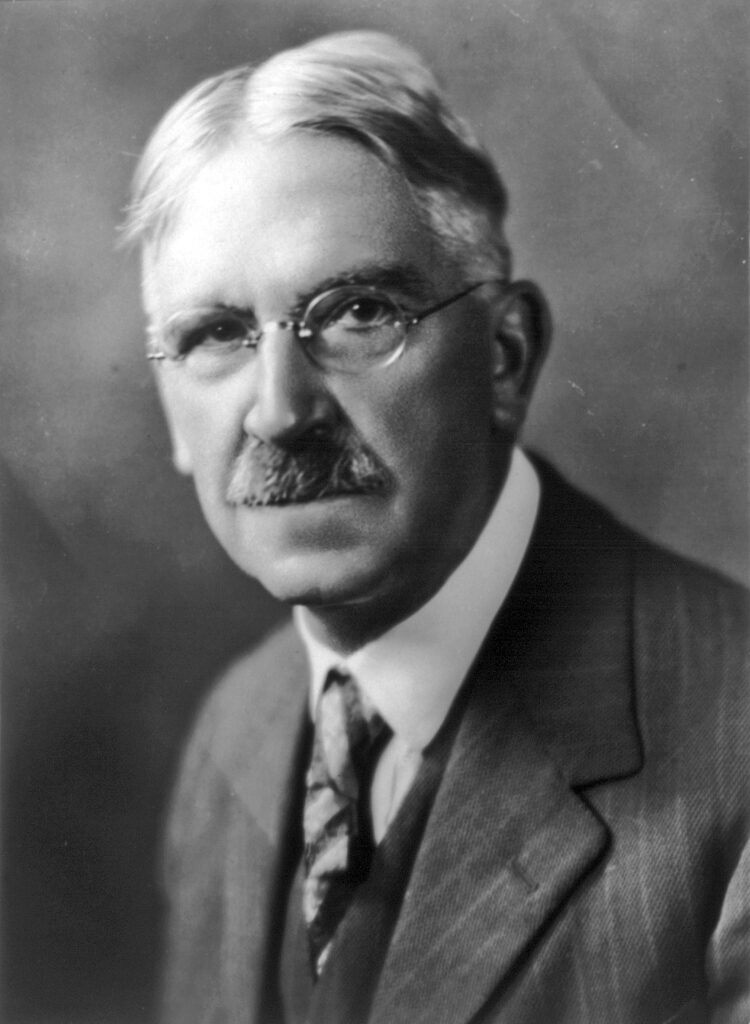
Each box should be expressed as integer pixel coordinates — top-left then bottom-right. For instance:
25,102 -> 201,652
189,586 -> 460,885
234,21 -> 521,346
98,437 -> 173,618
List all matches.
146,279 -> 500,377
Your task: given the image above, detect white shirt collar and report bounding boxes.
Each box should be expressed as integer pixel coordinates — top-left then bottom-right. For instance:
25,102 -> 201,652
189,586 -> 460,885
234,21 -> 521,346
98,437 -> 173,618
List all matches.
294,446 -> 540,753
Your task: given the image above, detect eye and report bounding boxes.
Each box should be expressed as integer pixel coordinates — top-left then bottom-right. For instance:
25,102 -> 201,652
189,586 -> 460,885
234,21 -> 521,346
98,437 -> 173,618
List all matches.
318,292 -> 398,333
172,311 -> 252,356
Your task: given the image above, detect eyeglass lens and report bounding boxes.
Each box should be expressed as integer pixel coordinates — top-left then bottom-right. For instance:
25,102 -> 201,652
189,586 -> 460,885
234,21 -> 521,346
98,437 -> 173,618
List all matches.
157,286 -> 408,375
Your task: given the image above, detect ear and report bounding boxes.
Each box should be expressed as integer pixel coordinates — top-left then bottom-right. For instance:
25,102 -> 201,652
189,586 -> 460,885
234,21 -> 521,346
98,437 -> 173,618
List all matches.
152,369 -> 194,476
488,280 -> 551,434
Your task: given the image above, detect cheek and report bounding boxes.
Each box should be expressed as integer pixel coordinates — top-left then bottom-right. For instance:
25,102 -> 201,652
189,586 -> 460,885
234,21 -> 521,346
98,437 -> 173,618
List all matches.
366,334 -> 495,478
160,380 -> 242,490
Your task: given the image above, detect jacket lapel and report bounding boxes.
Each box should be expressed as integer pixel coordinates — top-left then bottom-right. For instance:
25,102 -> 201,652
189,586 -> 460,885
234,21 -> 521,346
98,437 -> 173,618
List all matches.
369,464 -> 644,1024
368,656 -> 608,1024
212,623 -> 309,838
207,624 -> 310,1024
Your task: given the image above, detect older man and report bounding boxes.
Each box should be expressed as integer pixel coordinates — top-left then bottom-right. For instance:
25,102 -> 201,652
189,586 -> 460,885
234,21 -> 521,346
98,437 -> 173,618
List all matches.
124,31 -> 748,1024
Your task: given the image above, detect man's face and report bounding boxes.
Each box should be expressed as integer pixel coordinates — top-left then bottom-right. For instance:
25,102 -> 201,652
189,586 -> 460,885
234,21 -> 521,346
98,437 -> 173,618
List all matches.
146,133 -> 519,631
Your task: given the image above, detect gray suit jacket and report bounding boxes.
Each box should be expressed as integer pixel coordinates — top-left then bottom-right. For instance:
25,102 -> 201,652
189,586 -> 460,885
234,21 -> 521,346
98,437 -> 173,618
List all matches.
160,467 -> 749,1024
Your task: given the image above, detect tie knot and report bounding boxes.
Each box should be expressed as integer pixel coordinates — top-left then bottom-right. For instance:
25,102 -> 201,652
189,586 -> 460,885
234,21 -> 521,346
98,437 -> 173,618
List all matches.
316,669 -> 388,784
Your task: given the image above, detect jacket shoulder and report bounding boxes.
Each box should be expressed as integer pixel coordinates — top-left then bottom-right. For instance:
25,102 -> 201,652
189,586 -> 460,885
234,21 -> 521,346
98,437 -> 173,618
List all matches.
533,454 -> 748,626
633,537 -> 749,725
528,455 -> 748,760
163,620 -> 306,865
185,620 -> 305,756
635,534 -> 748,632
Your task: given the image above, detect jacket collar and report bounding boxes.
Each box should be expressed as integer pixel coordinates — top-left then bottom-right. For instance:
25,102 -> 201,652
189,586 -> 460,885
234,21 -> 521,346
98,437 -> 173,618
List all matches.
501,455 -> 643,785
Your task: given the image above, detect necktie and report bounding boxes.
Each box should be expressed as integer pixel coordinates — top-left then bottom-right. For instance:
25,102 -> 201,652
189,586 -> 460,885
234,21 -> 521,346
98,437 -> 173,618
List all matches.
303,668 -> 389,978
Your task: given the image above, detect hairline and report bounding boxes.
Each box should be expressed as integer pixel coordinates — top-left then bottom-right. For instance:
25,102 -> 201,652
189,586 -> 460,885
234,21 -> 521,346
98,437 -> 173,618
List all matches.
125,34 -> 513,288
136,127 -> 510,294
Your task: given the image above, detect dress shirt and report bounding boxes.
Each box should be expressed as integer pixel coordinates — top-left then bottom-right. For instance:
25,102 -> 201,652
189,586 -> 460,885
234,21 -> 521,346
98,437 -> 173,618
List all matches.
294,446 -> 540,842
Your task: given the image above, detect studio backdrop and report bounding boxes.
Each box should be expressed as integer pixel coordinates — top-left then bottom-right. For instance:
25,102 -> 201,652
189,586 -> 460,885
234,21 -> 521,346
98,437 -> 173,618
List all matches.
1,1 -> 746,1022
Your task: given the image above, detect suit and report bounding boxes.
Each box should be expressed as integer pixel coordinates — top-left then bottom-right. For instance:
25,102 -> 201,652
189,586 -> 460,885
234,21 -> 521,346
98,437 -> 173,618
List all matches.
160,463 -> 749,1024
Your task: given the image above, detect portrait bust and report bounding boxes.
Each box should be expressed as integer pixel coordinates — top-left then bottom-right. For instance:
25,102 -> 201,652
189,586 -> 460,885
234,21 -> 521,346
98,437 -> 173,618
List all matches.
1,7 -> 745,1024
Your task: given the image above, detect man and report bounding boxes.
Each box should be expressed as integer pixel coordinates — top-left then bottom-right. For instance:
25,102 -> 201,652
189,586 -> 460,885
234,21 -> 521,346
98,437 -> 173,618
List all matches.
123,31 -> 748,1024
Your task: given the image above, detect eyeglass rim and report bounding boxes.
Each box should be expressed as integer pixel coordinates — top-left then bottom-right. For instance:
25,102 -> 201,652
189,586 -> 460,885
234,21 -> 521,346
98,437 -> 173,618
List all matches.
145,277 -> 505,370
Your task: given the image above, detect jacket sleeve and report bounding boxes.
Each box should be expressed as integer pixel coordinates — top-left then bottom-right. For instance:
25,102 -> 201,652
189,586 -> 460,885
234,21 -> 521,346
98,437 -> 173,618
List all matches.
706,831 -> 750,1024
704,578 -> 750,1024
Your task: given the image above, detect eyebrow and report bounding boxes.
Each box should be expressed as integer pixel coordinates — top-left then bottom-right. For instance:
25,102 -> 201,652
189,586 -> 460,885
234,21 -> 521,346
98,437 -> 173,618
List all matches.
157,262 -> 437,331
292,262 -> 434,312
164,263 -> 433,323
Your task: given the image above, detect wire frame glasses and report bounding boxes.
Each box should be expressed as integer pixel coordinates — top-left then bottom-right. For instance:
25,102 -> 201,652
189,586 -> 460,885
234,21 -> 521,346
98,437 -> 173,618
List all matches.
146,279 -> 500,377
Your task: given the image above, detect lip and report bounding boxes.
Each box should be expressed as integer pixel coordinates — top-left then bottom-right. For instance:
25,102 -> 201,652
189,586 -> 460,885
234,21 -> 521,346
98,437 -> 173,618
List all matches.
234,490 -> 382,510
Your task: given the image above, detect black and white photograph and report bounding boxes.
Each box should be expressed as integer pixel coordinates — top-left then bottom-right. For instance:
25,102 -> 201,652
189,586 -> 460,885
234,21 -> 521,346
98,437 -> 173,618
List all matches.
2,2 -> 747,1023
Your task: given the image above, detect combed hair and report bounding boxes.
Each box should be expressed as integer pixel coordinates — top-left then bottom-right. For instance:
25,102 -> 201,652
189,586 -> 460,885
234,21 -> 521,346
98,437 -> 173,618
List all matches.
121,31 -> 512,280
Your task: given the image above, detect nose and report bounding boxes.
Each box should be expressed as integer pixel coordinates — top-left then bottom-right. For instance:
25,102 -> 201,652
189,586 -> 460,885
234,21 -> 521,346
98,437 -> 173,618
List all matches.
242,326 -> 336,444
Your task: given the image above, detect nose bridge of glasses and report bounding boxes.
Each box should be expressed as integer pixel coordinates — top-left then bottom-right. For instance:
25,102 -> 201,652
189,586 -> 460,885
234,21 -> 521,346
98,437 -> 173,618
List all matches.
244,316 -> 313,348
251,317 -> 321,386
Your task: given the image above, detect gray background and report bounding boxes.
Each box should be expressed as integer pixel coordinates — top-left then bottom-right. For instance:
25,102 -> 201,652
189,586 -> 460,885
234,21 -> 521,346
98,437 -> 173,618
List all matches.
1,1 -> 746,1022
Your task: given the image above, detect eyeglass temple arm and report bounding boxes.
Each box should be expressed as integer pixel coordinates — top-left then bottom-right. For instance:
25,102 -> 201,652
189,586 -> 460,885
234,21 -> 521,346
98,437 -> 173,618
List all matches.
408,279 -> 502,326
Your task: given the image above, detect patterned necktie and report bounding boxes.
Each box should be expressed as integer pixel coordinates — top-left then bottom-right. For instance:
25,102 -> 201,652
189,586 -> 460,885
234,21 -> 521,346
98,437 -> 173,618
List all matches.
303,668 -> 389,978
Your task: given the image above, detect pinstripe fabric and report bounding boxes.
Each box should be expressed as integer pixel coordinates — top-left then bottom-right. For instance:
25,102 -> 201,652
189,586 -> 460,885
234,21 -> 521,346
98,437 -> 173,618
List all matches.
160,461 -> 749,1024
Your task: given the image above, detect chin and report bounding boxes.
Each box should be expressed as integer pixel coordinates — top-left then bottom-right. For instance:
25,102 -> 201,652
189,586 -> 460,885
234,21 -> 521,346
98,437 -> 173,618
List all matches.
251,555 -> 390,610
211,496 -> 397,604
217,528 -> 384,609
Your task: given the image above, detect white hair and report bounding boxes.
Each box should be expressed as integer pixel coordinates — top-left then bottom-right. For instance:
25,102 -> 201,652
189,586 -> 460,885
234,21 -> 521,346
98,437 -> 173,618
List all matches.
121,31 -> 512,281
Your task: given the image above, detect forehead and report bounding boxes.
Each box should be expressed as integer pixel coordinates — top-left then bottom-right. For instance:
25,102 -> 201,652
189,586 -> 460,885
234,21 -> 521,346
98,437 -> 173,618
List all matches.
144,133 -> 440,320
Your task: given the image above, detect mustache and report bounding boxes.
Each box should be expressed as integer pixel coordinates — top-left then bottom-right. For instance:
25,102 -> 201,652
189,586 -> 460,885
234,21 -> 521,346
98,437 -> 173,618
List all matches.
225,426 -> 392,508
